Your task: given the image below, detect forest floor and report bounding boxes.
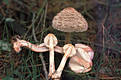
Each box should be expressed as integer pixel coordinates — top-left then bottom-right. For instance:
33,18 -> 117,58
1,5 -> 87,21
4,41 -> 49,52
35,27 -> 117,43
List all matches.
0,0 -> 121,80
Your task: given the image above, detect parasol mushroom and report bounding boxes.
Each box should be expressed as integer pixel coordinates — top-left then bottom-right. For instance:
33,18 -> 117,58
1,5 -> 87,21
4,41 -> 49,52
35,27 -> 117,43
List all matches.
69,43 -> 94,73
52,7 -> 88,43
52,44 -> 76,80
44,33 -> 58,77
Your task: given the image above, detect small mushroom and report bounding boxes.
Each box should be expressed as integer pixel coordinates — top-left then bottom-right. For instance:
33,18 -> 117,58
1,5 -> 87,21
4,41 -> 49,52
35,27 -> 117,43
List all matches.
13,38 -> 49,53
44,33 -> 58,77
52,7 -> 88,43
52,44 -> 76,79
12,37 -> 63,54
69,44 -> 94,73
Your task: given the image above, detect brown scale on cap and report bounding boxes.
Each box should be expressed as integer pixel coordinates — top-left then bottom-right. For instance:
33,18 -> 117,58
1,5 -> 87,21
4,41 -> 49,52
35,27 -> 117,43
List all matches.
52,7 -> 88,32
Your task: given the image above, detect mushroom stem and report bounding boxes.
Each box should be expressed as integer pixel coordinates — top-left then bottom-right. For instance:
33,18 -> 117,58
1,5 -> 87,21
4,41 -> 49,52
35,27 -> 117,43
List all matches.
49,47 -> 55,77
54,46 -> 63,54
12,38 -> 63,54
13,38 -> 49,53
53,53 -> 68,78
52,44 -> 76,79
65,32 -> 71,44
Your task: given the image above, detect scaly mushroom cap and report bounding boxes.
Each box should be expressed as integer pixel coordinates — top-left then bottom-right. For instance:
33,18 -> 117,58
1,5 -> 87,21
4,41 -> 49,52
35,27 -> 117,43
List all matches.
52,7 -> 88,32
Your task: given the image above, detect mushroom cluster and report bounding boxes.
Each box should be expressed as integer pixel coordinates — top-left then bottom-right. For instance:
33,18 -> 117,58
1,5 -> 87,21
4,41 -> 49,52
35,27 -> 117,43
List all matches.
12,7 -> 94,80
12,33 -> 94,80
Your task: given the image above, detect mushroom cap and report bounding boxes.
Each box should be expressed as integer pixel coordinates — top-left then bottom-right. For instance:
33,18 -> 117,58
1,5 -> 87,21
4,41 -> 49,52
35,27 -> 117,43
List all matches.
69,55 -> 92,73
44,33 -> 58,48
63,44 -> 76,57
75,44 -> 94,60
52,7 -> 88,32
69,43 -> 94,73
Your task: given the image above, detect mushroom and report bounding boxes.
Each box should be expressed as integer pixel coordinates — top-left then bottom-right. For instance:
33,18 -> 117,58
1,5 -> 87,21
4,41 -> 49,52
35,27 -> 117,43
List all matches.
12,36 -> 63,54
52,7 -> 88,43
12,34 -> 94,79
52,44 -> 76,80
44,33 -> 58,77
12,34 -> 64,78
12,38 -> 49,53
69,44 -> 94,73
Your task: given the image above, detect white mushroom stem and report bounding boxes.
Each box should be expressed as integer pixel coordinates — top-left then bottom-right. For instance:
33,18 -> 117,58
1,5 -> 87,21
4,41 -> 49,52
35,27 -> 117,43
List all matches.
13,38 -> 48,53
54,46 -> 63,53
52,44 -> 76,79
12,38 -> 63,54
44,33 -> 58,77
